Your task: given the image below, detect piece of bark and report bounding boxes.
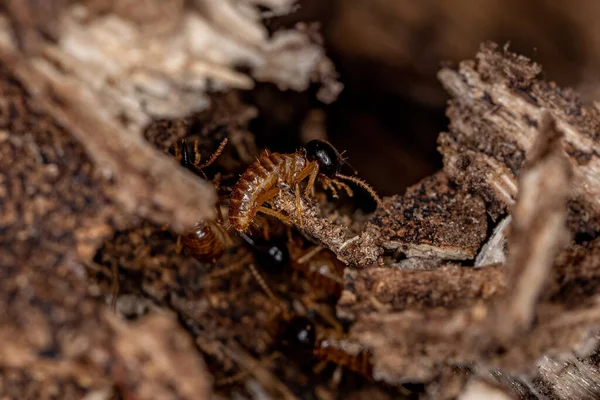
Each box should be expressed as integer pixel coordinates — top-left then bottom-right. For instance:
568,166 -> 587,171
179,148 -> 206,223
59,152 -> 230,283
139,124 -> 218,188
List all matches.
491,113 -> 571,341
534,354 -> 600,399
438,41 -> 600,237
269,170 -> 487,267
350,96 -> 587,385
338,265 -> 505,319
371,171 -> 488,261
271,188 -> 383,267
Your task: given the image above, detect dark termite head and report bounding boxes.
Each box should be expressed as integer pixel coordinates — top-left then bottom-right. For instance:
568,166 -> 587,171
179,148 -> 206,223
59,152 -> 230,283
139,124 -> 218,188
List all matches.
305,140 -> 341,178
279,315 -> 316,353
240,233 -> 290,274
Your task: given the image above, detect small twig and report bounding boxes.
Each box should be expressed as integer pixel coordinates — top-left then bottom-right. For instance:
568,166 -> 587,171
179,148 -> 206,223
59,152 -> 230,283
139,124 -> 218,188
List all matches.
272,188 -> 382,267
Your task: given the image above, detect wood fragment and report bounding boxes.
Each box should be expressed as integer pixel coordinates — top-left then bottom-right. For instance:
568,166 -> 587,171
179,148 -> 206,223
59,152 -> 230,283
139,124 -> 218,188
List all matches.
350,47 -> 600,386
491,113 -> 571,341
272,188 -> 383,267
338,265 -> 506,319
371,171 -> 488,261
438,41 -> 600,236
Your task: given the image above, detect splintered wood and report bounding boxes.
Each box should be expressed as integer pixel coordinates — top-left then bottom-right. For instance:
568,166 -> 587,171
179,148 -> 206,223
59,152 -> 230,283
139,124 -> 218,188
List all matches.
0,0 -> 340,232
0,2 -> 341,399
2,3 -> 600,394
344,43 -> 600,399
438,42 -> 600,236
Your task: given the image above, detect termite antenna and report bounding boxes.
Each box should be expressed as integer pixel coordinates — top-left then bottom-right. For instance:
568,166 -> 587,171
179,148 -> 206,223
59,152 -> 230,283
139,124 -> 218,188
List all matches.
334,173 -> 383,208
342,158 -> 359,175
248,263 -> 284,310
337,150 -> 359,175
196,138 -> 229,170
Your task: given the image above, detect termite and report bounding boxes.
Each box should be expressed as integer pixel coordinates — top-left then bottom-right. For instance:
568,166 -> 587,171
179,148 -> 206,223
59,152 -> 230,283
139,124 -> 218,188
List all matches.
241,233 -> 344,298
278,315 -> 373,379
291,244 -> 345,298
228,140 -> 383,232
172,138 -> 232,262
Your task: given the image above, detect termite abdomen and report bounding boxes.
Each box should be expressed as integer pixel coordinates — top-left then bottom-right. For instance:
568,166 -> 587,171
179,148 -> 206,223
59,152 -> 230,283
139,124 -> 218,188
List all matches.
313,339 -> 373,379
179,221 -> 226,263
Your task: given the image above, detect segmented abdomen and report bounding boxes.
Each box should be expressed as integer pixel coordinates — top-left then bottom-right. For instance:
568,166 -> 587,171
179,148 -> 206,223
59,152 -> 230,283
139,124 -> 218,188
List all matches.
228,150 -> 306,231
180,221 -> 225,262
292,253 -> 344,297
313,340 -> 373,378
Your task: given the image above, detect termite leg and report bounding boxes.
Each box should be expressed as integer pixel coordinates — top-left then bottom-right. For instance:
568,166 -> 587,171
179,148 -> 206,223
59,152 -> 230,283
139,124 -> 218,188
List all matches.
173,140 -> 183,162
203,254 -> 251,281
320,176 -> 339,198
304,163 -> 319,198
292,162 -> 319,198
192,139 -> 201,166
248,263 -> 285,310
331,179 -> 354,197
302,295 -> 343,333
215,351 -> 280,387
257,206 -> 295,227
256,187 -> 280,206
296,245 -> 324,264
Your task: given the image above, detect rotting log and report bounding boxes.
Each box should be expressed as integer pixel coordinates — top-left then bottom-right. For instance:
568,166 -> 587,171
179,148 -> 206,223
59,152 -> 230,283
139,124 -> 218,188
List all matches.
2,1 -> 600,396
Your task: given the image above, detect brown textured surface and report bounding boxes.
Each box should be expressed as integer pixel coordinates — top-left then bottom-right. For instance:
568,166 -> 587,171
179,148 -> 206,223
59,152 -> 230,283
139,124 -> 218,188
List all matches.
350,73 -> 600,389
549,237 -> 600,307
0,62 -> 211,399
438,42 -> 600,237
3,0 -> 600,396
338,265 -> 505,318
371,171 -> 488,260
0,60 -> 120,270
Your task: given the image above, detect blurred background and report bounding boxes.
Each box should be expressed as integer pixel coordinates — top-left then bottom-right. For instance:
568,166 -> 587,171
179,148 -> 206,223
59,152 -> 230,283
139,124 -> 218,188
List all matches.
245,0 -> 600,197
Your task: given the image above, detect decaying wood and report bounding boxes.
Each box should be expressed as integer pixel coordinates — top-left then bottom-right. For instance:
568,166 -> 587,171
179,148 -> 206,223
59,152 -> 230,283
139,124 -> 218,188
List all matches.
438,42 -> 600,237
0,0 -> 340,232
491,114 -> 571,341
337,264 -> 505,320
372,171 -> 488,261
0,58 -> 212,398
0,2 -> 342,398
271,188 -> 384,267
270,170 -> 488,268
349,45 -> 600,394
2,0 -> 600,394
